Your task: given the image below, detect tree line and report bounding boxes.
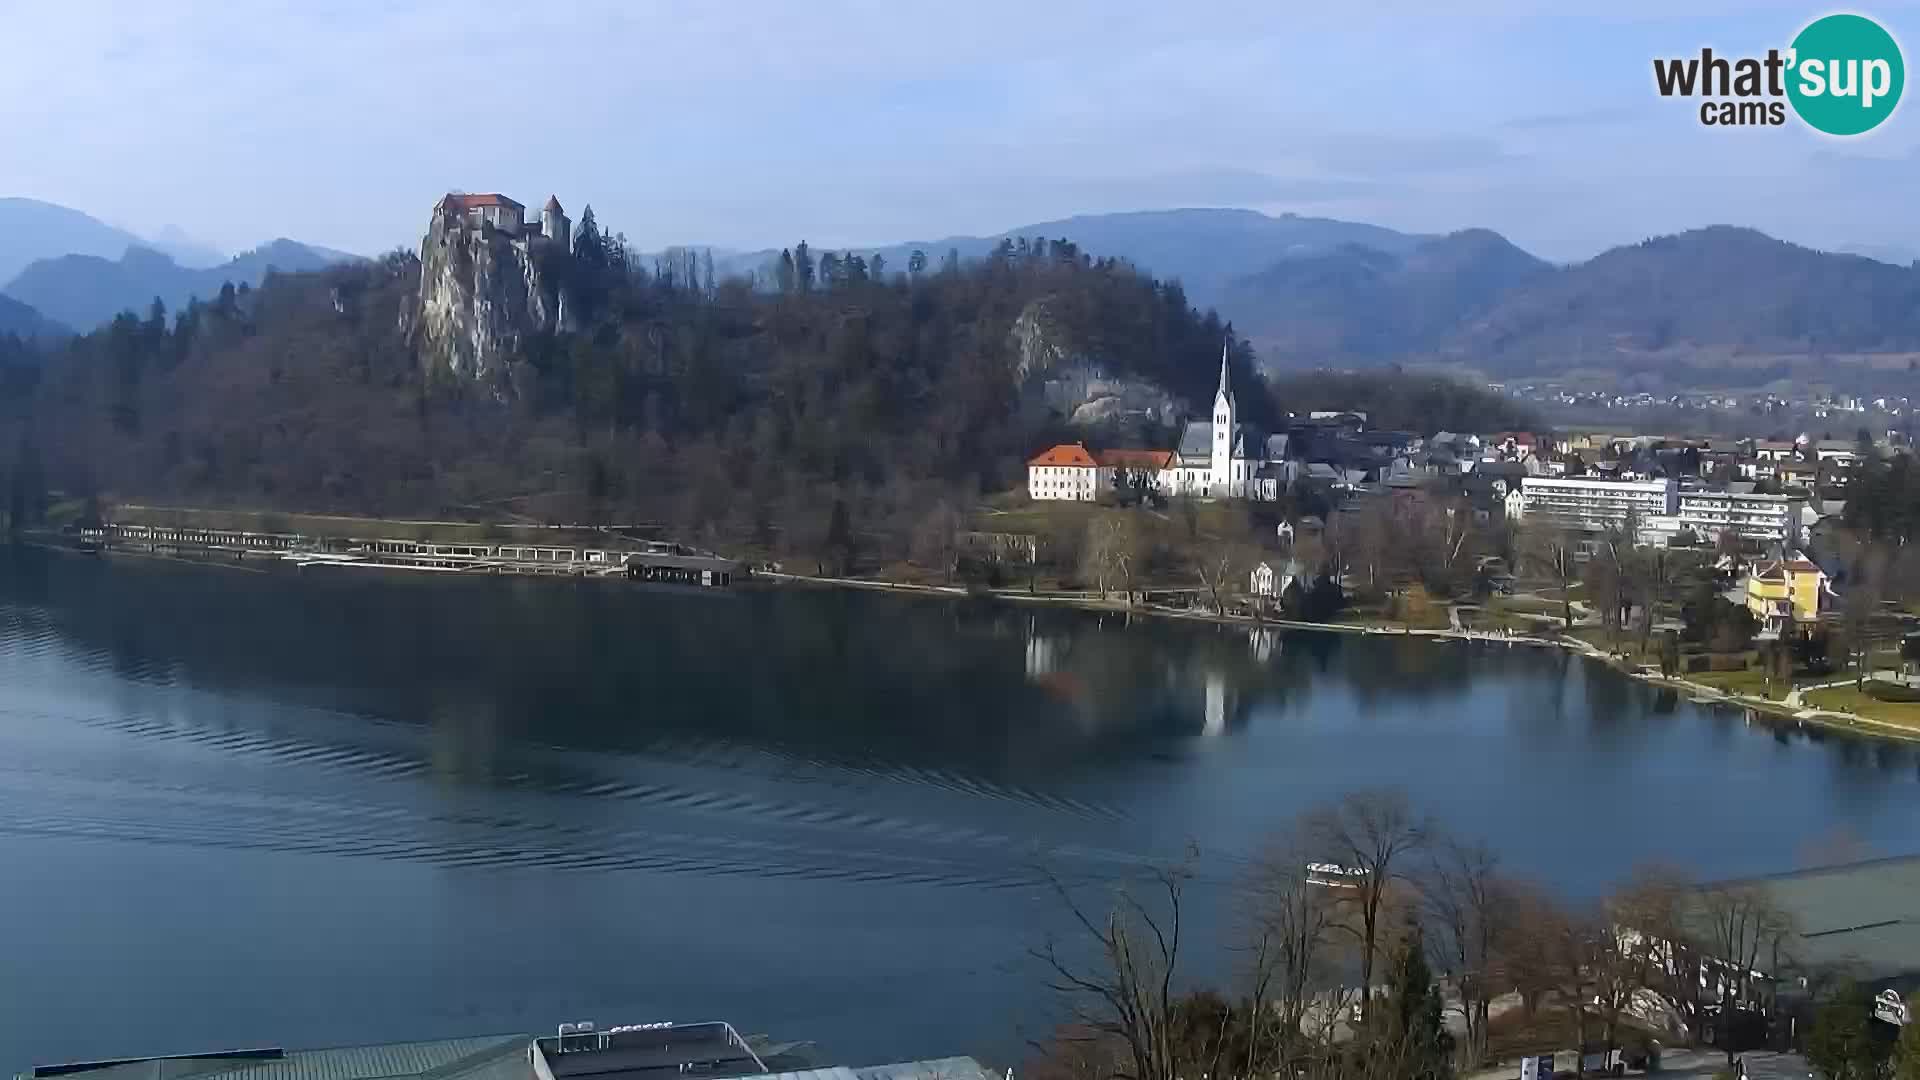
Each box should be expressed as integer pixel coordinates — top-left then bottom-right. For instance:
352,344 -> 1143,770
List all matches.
1028,787 -> 1918,1080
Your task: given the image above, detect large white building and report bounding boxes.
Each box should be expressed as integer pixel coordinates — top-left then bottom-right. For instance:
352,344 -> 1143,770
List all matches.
1675,489 -> 1803,546
1026,443 -> 1102,501
1519,477 -> 1677,535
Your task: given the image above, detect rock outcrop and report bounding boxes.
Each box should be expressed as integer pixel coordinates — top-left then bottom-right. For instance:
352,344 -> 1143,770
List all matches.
1011,299 -> 1182,429
407,205 -> 569,389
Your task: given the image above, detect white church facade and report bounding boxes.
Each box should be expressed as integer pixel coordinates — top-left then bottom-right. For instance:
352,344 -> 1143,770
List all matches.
1171,342 -> 1265,498
1028,339 -> 1286,502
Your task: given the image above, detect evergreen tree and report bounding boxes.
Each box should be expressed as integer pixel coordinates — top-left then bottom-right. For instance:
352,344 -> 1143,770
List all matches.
1896,993 -> 1920,1080
1379,917 -> 1453,1080
573,206 -> 604,272
794,241 -> 815,292
1806,983 -> 1892,1080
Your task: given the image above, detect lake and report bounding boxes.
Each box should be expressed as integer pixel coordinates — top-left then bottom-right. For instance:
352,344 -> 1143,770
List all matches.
2,547 -> 1916,1071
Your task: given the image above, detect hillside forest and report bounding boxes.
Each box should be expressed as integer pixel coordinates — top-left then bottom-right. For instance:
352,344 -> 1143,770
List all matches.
0,225 -> 1207,555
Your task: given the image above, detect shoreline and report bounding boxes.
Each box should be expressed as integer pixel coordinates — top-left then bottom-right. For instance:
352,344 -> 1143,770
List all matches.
22,537 -> 1918,746
758,570 -> 1920,746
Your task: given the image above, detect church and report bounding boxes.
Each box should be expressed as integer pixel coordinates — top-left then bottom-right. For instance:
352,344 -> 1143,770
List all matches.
1171,342 -> 1268,498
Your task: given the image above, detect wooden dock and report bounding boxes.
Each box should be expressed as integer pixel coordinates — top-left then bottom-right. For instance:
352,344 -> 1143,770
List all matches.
76,524 -> 745,586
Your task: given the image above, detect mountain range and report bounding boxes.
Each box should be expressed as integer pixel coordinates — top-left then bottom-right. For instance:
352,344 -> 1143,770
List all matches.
11,196 -> 1920,393
0,198 -> 362,333
692,207 -> 1920,391
4,239 -> 359,332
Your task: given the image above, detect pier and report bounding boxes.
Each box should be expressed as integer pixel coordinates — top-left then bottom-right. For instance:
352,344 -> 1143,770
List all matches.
76,523 -> 745,587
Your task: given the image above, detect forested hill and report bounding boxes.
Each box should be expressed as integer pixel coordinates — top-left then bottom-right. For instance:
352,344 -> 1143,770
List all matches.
0,233 -> 1258,557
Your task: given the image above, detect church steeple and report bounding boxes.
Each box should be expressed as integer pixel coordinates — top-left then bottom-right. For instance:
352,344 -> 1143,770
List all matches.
1215,338 -> 1234,409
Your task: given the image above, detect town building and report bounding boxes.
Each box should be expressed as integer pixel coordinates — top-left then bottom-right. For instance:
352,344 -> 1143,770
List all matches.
1745,557 -> 1833,632
1250,558 -> 1308,599
1026,442 -> 1101,501
434,192 -> 571,253
1100,448 -> 1177,496
1675,488 -> 1803,546
1517,477 -> 1678,535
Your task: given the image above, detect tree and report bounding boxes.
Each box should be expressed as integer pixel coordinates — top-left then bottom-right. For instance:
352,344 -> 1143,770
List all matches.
1032,860 -> 1195,1080
1521,524 -> 1581,630
793,240 -> 815,291
1418,837 -> 1509,1069
1692,880 -> 1796,1060
1806,982 -> 1893,1080
774,249 -> 796,294
1306,790 -> 1428,1026
1842,549 -> 1886,688
1375,916 -> 1452,1080
869,253 -> 886,280
824,497 -> 856,576
907,249 -> 929,278
573,205 -> 603,270
1896,993 -> 1920,1080
1243,824 -> 1339,1072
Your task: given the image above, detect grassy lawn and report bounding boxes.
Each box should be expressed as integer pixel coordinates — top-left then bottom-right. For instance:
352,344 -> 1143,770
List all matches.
1803,686 -> 1920,730
1688,667 -> 1784,699
1492,595 -> 1573,620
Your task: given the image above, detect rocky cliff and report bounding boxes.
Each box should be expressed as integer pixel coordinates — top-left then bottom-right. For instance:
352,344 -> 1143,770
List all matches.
1011,299 -> 1182,429
406,210 -> 569,389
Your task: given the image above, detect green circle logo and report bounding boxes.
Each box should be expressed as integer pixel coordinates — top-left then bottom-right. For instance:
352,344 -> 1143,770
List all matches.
1787,13 -> 1904,135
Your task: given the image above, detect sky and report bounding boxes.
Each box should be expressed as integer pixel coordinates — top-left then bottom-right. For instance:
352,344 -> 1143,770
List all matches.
4,0 -> 1920,264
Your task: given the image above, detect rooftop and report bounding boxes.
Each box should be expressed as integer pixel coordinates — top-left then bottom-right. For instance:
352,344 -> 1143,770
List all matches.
19,1027 -> 992,1080
1028,443 -> 1097,468
1695,854 -> 1920,983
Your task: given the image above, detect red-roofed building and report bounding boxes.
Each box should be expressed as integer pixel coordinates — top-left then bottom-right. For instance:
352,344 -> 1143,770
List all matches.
1028,443 -> 1101,501
439,193 -> 526,233
433,193 -> 571,252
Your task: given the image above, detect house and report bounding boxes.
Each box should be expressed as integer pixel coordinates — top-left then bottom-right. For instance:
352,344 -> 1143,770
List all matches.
1775,459 -> 1820,489
1027,443 -> 1101,501
1745,557 -> 1833,632
1250,558 -> 1309,599
1504,487 -> 1527,521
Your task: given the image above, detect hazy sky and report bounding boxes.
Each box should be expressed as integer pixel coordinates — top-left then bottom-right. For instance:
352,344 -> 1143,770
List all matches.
5,0 -> 1919,263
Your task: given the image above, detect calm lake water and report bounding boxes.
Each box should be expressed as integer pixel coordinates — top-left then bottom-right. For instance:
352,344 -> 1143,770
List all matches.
2,547 -> 1918,1071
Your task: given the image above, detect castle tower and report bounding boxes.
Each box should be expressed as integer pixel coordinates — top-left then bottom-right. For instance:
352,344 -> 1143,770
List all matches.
542,195 -> 571,254
1209,339 -> 1236,496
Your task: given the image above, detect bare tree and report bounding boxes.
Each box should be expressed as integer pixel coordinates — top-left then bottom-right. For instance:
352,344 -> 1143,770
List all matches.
1082,517 -> 1136,600
1521,524 -> 1581,630
1419,835 -> 1512,1069
1691,879 -> 1797,1063
1305,790 -> 1429,1026
1840,549 -> 1885,688
1032,860 -> 1194,1080
1243,824 -> 1341,1072
1607,864 -> 1704,1045
1196,539 -> 1253,615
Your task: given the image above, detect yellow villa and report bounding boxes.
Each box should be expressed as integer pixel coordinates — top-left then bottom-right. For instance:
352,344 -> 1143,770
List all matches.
1746,557 -> 1833,634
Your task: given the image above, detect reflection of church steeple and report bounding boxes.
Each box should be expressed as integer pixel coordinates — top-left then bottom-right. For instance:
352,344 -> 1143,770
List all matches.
1204,669 -> 1228,737
1025,615 -> 1063,680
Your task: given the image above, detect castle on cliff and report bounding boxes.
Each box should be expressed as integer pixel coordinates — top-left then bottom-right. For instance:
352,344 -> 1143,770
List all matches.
431,192 -> 571,253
